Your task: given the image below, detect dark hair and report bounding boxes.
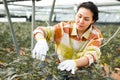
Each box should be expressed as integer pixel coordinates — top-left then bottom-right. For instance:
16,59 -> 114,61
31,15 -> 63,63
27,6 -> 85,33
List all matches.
77,1 -> 99,22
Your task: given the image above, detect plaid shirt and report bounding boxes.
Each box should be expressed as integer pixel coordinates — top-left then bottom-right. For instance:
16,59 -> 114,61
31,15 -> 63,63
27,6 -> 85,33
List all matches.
33,22 -> 103,63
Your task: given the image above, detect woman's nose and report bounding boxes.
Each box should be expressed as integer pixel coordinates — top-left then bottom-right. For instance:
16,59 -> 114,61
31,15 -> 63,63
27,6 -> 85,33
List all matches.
79,18 -> 84,24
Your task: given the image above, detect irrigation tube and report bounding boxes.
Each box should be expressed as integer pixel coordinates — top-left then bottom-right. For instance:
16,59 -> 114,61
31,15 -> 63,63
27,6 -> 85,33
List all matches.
3,0 -> 19,54
100,26 -> 120,48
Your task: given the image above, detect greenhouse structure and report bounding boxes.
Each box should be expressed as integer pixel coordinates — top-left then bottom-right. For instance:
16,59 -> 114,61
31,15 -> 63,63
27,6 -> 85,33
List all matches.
0,0 -> 120,80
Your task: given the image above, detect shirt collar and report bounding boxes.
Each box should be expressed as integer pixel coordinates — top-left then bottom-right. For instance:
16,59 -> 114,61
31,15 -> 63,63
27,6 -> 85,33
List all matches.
71,23 -> 92,39
71,23 -> 77,36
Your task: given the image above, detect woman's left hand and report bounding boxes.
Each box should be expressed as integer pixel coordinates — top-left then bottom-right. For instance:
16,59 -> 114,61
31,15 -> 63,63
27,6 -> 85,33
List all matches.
57,60 -> 77,74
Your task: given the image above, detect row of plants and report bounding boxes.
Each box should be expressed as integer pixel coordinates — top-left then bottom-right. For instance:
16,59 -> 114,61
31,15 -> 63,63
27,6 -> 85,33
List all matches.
0,22 -> 120,80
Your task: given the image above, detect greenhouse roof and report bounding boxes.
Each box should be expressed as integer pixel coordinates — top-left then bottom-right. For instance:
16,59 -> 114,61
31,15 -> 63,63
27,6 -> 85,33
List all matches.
0,0 -> 120,22
0,0 -> 120,6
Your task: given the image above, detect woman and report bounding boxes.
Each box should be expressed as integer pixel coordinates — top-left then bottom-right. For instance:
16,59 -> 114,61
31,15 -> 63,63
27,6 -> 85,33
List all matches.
32,1 -> 103,74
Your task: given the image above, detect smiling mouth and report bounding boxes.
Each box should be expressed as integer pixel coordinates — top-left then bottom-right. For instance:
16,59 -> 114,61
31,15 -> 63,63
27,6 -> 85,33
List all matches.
77,23 -> 83,27
78,25 -> 84,28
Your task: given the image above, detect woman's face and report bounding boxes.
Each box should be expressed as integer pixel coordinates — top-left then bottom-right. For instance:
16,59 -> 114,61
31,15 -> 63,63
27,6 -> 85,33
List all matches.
75,7 -> 94,33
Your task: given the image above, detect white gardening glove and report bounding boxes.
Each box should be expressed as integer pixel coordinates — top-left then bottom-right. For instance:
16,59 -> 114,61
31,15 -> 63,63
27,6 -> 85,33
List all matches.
57,60 -> 77,74
32,39 -> 49,61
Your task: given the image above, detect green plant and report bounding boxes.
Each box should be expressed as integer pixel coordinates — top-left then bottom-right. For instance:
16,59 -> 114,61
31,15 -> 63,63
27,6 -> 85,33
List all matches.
0,22 -> 120,80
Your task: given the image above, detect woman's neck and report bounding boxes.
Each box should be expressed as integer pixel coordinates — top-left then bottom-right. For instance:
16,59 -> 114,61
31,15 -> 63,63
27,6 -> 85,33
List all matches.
77,30 -> 84,37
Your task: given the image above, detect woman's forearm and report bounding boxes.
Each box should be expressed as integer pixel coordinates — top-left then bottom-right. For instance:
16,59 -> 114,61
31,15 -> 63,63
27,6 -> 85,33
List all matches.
75,56 -> 89,67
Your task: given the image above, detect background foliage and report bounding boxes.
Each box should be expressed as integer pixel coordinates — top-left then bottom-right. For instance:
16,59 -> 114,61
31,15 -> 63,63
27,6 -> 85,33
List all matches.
0,22 -> 120,80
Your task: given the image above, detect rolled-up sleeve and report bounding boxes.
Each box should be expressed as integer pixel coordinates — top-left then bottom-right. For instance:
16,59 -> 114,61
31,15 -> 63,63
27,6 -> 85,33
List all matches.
33,26 -> 55,42
83,32 -> 103,65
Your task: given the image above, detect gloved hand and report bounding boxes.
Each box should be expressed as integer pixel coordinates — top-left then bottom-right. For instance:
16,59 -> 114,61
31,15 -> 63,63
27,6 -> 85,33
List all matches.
57,60 -> 77,74
32,39 -> 49,61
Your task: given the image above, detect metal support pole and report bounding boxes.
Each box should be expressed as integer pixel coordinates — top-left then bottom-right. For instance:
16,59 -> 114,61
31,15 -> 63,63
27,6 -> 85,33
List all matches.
3,0 -> 19,54
31,0 -> 35,50
48,0 -> 56,26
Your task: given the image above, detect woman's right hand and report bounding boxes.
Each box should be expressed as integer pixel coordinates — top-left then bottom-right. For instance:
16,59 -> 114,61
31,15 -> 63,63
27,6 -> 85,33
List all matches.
32,39 -> 49,61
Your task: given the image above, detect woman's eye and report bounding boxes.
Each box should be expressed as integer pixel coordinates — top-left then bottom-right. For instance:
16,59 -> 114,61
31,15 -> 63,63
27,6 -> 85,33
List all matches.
85,18 -> 89,21
78,15 -> 81,18
77,14 -> 90,21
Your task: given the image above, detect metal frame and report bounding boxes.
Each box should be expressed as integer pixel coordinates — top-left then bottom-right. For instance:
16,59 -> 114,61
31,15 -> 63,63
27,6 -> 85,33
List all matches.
2,0 -> 55,54
31,0 -> 35,50
3,0 -> 19,54
2,0 -> 36,54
